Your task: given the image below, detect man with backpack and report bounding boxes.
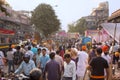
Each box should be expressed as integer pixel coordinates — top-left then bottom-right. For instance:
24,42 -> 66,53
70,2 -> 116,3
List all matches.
14,46 -> 23,66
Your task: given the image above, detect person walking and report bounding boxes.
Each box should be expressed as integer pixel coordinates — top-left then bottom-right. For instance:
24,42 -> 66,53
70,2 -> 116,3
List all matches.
102,45 -> 112,80
62,54 -> 76,80
55,50 -> 64,80
35,48 -> 42,67
89,46 -> 97,62
76,45 -> 89,80
6,48 -> 15,73
39,48 -> 50,73
14,46 -> 23,66
88,48 -> 109,80
26,46 -> 34,60
44,52 -> 61,80
20,44 -> 26,54
31,44 -> 37,55
0,50 -> 5,74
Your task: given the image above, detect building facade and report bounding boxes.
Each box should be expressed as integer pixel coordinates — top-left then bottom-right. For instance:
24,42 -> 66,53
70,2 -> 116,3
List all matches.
0,2 -> 34,44
108,9 -> 120,23
83,1 -> 109,29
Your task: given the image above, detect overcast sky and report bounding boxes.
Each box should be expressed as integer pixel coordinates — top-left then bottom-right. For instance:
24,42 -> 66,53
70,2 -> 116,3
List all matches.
7,0 -> 120,31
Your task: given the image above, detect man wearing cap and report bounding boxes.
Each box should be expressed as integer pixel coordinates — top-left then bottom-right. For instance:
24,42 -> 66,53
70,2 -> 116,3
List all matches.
14,54 -> 36,76
76,45 -> 89,80
102,45 -> 111,64
102,45 -> 112,80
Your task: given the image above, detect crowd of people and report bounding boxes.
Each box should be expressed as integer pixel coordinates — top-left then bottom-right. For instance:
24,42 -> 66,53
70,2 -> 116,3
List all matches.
0,39 -> 120,80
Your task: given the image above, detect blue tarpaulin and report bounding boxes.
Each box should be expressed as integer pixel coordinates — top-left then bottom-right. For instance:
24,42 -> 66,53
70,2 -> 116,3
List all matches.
82,37 -> 91,44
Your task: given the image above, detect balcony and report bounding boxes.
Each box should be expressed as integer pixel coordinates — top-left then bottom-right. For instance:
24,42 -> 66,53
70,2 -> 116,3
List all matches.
0,14 -> 30,25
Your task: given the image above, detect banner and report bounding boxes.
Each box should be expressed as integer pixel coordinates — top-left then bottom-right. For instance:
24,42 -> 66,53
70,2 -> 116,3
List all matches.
85,29 -> 110,43
0,28 -> 15,35
101,23 -> 120,43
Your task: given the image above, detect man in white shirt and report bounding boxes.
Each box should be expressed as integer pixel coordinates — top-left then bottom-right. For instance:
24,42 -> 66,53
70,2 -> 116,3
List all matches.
26,46 -> 34,60
76,46 -> 89,80
6,48 -> 15,73
62,54 -> 76,80
102,45 -> 112,64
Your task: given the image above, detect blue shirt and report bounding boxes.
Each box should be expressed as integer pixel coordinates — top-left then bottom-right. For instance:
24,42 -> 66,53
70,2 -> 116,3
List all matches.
15,60 -> 36,76
40,54 -> 50,69
31,47 -> 37,55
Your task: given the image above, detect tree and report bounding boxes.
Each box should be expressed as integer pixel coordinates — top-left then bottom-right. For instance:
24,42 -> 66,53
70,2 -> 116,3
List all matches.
68,23 -> 76,32
68,18 -> 87,35
31,3 -> 61,37
75,18 -> 87,34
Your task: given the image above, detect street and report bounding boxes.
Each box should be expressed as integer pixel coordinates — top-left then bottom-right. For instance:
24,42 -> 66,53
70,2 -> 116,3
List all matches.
2,65 -> 120,80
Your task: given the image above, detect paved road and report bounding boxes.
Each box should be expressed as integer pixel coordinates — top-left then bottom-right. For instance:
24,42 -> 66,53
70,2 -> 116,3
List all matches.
2,65 -> 120,80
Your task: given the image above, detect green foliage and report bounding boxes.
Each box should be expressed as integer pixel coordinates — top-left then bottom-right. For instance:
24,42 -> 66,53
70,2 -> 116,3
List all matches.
68,18 -> 87,35
76,18 -> 87,34
31,3 -> 61,37
68,23 -> 76,32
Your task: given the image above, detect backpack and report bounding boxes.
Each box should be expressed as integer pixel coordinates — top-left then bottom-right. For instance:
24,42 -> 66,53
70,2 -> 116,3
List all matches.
14,51 -> 23,65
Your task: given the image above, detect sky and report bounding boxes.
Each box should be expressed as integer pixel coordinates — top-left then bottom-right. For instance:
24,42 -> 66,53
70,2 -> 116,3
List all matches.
7,0 -> 120,31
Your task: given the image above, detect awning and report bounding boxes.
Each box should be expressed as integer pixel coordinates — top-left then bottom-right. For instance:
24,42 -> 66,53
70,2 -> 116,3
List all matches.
101,23 -> 120,42
0,28 -> 15,35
